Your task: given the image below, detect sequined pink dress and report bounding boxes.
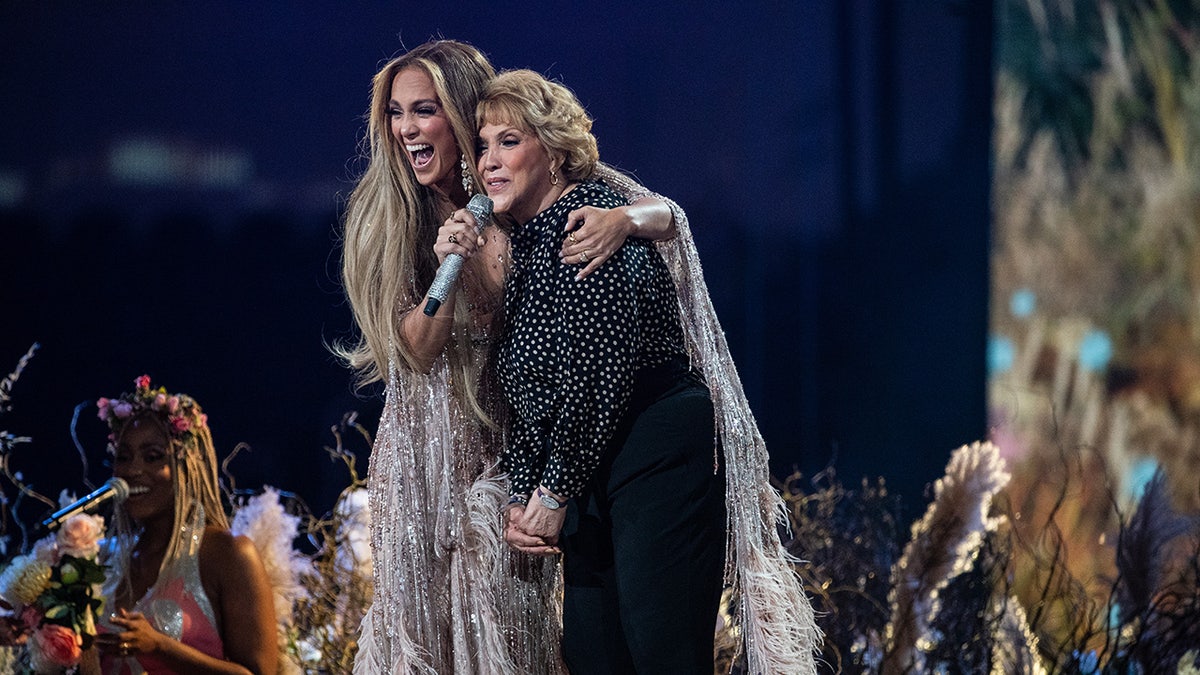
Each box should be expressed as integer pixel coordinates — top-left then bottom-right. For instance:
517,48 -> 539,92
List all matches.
99,516 -> 224,675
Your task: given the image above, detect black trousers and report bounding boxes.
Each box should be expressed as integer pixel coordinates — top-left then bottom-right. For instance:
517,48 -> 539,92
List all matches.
560,369 -> 727,675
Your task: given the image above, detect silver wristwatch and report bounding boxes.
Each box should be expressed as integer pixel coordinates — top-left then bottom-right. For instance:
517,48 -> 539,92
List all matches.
536,487 -> 567,510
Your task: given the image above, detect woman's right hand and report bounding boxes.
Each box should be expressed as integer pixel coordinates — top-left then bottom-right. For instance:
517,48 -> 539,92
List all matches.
434,208 -> 486,264
93,609 -> 165,660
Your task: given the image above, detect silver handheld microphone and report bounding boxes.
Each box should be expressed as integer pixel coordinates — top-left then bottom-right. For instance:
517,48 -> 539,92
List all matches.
424,194 -> 494,316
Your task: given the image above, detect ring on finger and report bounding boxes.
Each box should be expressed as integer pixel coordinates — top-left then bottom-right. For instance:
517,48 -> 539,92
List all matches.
448,233 -> 458,244
567,232 -> 577,243
579,249 -> 591,264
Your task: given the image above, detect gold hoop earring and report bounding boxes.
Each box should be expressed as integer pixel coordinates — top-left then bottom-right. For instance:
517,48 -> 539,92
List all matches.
550,168 -> 559,186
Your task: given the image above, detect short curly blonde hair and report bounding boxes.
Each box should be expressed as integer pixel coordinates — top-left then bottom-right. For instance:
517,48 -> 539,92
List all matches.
477,69 -> 598,182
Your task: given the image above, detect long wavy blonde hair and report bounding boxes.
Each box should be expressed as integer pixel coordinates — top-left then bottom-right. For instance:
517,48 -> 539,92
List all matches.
336,41 -> 496,422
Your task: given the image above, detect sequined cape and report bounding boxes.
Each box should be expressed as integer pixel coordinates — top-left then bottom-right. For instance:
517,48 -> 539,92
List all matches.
601,168 -> 822,674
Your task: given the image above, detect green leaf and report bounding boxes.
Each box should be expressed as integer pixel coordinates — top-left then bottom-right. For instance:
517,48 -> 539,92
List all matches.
42,604 -> 67,620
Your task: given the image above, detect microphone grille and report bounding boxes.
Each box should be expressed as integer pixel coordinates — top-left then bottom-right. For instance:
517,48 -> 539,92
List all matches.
107,476 -> 130,502
466,193 -> 493,222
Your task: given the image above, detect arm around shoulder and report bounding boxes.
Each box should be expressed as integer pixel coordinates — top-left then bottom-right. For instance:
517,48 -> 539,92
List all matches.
592,162 -> 684,242
622,196 -> 677,241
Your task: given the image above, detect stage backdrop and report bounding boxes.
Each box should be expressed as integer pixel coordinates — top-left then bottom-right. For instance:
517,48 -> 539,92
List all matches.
990,0 -> 1200,629
1,2 -> 990,521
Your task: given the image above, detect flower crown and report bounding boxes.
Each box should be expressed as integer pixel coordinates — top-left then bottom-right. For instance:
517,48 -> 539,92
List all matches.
97,374 -> 208,447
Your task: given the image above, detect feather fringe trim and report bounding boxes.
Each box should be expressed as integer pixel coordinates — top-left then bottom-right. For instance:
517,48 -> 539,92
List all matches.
459,471 -> 519,675
351,610 -> 382,675
352,609 -> 438,675
736,540 -> 822,674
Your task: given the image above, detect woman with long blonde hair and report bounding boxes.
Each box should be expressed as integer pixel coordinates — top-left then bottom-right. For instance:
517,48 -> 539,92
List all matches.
337,40 -> 682,674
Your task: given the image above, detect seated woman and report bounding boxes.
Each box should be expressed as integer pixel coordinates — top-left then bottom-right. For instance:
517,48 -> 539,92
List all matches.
82,375 -> 277,675
475,69 -> 728,674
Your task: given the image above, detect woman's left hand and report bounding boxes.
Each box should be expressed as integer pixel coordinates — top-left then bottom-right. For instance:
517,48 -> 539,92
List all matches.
560,205 -> 636,279
94,609 -> 163,659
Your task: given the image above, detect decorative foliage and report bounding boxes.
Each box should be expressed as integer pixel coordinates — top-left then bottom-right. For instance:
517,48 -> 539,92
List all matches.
0,344 -> 51,553
231,487 -> 311,675
777,468 -> 903,673
0,514 -> 106,674
765,440 -> 1200,675
286,413 -> 372,674
882,441 -> 1012,674
219,412 -> 373,674
1108,468 -> 1200,673
992,3 -> 1200,670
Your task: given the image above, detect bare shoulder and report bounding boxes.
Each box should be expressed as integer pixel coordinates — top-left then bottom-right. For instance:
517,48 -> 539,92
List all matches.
198,526 -> 266,582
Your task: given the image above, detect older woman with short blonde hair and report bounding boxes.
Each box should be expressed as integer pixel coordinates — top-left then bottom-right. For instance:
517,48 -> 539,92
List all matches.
476,67 -> 821,674
477,69 -> 727,673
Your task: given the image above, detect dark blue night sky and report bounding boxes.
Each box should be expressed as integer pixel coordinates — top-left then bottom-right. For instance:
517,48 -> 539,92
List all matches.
1,2 -> 990,521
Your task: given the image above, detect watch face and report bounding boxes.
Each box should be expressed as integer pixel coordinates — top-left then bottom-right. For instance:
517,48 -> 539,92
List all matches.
539,493 -> 562,510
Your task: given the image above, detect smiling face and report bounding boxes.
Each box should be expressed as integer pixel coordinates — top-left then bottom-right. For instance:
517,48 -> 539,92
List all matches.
389,67 -> 463,201
477,120 -> 561,225
111,415 -> 175,525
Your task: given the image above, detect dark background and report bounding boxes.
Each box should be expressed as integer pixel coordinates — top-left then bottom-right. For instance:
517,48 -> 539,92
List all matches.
0,2 -> 990,523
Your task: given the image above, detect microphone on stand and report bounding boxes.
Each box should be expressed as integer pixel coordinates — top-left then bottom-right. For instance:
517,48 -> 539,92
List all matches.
39,477 -> 130,533
423,194 -> 494,316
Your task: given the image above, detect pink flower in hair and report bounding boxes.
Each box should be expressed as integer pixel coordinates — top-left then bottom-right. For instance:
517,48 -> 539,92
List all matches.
96,398 -> 110,421
100,376 -> 204,443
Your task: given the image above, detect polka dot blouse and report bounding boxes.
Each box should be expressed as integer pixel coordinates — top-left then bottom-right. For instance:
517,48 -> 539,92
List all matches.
498,181 -> 688,499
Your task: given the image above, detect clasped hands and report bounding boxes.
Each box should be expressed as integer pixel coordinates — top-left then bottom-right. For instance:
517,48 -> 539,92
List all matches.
503,494 -> 567,557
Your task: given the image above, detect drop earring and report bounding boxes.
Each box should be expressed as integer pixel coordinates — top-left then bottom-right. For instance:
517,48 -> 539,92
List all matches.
549,168 -> 559,186
461,156 -> 474,195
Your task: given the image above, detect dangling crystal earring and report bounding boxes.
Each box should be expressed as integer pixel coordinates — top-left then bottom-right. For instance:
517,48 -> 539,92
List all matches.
549,168 -> 559,186
461,156 -> 474,195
